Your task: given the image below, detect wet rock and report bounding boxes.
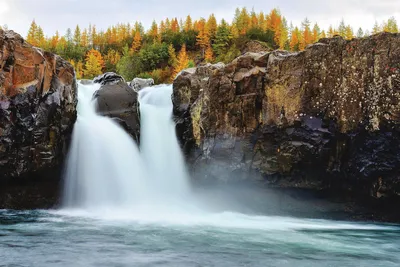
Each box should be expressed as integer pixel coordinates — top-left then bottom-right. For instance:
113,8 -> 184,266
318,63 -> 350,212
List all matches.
173,33 -> 400,219
93,75 -> 140,142
0,29 -> 77,184
93,72 -> 124,86
129,77 -> 154,92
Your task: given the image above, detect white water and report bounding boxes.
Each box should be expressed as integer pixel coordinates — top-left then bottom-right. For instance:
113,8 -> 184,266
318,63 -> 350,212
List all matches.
139,85 -> 190,204
63,82 -> 191,210
63,82 -> 149,209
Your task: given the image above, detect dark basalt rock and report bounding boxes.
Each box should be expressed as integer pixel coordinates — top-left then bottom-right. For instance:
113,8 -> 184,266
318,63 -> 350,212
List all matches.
93,73 -> 140,142
173,33 -> 400,222
93,72 -> 125,86
0,30 -> 77,208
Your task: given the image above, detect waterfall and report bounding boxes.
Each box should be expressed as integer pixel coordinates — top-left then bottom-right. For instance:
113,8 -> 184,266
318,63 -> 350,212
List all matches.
63,82 -> 190,210
139,85 -> 190,204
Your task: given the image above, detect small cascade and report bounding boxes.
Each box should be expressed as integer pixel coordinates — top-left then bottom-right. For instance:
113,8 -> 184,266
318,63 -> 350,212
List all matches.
139,85 -> 191,203
63,82 -> 190,210
63,82 -> 149,209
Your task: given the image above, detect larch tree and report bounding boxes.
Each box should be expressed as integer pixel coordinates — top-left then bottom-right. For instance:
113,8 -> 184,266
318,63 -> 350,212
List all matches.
184,15 -> 193,32
344,26 -> 354,40
168,44 -> 177,67
149,21 -> 159,43
172,44 -> 189,81
84,49 -> 104,79
27,20 -> 38,46
300,18 -> 312,50
207,14 -> 218,41
131,31 -> 142,53
289,27 -> 301,51
383,17 -> 398,33
196,18 -> 210,57
204,45 -> 214,62
81,29 -> 89,47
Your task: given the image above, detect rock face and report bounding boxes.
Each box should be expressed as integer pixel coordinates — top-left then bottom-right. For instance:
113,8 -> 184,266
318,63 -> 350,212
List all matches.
173,33 -> 400,220
94,72 -> 140,142
129,77 -> 155,91
0,30 -> 77,181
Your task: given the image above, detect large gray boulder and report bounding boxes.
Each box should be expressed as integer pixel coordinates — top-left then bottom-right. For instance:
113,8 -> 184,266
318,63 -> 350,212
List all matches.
129,77 -> 154,91
94,73 -> 140,142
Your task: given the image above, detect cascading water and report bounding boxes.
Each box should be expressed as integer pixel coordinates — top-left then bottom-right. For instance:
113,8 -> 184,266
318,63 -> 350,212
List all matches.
63,82 -> 149,209
63,82 -> 191,210
138,85 -> 190,203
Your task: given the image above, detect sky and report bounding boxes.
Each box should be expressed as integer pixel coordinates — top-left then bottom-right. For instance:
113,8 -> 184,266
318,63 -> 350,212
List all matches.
0,0 -> 399,36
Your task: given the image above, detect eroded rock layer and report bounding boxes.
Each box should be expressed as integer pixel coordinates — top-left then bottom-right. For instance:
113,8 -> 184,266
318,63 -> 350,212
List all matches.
173,33 -> 400,212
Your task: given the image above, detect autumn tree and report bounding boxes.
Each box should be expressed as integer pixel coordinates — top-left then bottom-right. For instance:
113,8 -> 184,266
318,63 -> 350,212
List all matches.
84,49 -> 104,79
290,27 -> 301,51
27,20 -> 38,46
207,14 -> 218,41
168,44 -> 177,67
383,17 -> 398,33
131,31 -> 142,53
149,20 -> 159,43
196,18 -> 210,57
204,45 -> 214,62
372,21 -> 381,34
184,15 -> 193,32
172,44 -> 189,80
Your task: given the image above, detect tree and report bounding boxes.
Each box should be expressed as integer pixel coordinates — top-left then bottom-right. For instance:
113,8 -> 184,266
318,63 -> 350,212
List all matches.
149,20 -> 159,43
168,44 -> 177,67
312,23 -> 321,43
131,31 -> 142,53
172,44 -> 189,80
289,27 -> 301,51
213,19 -> 233,57
383,17 -> 398,33
207,14 -> 218,41
372,21 -> 381,34
300,18 -> 312,50
73,25 -> 81,46
196,18 -> 210,56
27,20 -> 38,46
205,45 -> 214,62
184,15 -> 193,32
356,28 -> 364,38
84,49 -> 104,79
344,26 -> 354,40
338,19 -> 346,37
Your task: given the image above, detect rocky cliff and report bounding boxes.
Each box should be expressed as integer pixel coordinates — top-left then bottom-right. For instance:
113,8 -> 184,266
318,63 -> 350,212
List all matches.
173,33 -> 400,220
0,30 -> 77,208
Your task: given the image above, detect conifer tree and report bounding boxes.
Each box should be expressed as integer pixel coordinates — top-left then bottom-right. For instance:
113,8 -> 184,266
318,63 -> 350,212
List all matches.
84,49 -> 104,78
172,44 -> 189,80
27,20 -> 38,46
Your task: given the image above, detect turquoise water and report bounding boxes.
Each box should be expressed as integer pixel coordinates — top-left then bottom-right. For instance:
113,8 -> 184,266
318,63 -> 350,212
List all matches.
1,209 -> 399,267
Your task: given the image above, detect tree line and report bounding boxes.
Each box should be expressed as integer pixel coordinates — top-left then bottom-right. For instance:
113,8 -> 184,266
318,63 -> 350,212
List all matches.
13,8 -> 399,83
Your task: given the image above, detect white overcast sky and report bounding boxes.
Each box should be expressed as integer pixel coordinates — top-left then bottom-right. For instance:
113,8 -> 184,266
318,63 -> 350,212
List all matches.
0,0 -> 399,36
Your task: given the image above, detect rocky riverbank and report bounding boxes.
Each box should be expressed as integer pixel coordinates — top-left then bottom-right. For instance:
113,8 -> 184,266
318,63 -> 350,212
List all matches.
173,32 -> 400,222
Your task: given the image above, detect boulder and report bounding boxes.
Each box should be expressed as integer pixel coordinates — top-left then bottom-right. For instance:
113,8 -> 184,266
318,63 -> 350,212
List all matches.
93,72 -> 124,85
173,33 -> 400,220
94,73 -> 140,142
129,77 -> 154,91
0,30 -> 77,208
